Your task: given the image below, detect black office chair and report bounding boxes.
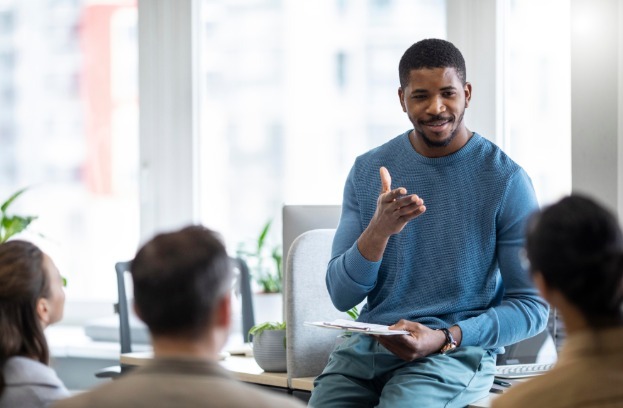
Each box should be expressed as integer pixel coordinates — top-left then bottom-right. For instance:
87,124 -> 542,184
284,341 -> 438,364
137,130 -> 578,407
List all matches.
95,257 -> 255,379
232,257 -> 256,338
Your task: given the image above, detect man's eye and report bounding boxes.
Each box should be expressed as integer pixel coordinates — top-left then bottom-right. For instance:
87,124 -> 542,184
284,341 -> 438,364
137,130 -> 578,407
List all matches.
412,95 -> 427,100
443,92 -> 456,98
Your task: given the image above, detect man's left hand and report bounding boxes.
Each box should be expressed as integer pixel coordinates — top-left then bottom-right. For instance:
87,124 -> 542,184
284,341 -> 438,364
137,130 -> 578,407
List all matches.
375,320 -> 447,361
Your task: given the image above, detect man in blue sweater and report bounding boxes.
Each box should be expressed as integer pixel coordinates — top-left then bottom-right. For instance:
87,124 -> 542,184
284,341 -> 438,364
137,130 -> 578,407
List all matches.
308,39 -> 549,407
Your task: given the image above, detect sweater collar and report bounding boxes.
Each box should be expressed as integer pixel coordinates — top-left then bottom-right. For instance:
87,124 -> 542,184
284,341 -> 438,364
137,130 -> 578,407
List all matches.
400,129 -> 482,165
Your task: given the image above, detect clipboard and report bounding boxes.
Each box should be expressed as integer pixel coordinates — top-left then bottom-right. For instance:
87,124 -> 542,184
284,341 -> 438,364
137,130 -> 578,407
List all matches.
304,319 -> 410,335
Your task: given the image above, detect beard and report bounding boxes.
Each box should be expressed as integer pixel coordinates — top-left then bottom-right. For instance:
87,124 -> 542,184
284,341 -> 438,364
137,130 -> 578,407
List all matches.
416,110 -> 466,148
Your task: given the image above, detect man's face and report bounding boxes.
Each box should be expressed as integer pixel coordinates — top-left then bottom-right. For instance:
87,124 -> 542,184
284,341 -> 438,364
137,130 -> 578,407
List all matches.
399,67 -> 471,153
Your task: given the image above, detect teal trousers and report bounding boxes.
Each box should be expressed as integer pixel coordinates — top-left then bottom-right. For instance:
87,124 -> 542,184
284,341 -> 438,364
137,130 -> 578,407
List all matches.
308,334 -> 495,408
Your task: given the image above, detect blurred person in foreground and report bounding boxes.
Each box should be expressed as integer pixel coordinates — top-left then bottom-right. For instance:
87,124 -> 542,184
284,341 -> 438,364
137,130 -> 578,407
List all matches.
54,225 -> 303,408
0,240 -> 68,408
493,194 -> 623,407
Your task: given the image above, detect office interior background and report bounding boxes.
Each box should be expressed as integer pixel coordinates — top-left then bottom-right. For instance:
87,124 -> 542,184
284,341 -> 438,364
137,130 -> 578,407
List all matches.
0,0 -> 621,370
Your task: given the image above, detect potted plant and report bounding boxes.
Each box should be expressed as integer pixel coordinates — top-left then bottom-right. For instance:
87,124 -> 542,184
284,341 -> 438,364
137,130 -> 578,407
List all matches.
248,321 -> 286,372
237,220 -> 283,324
238,219 -> 282,293
0,187 -> 38,243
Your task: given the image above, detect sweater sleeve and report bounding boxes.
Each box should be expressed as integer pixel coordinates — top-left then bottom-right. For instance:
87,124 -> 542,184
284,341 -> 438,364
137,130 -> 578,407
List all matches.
325,166 -> 381,312
457,169 -> 549,348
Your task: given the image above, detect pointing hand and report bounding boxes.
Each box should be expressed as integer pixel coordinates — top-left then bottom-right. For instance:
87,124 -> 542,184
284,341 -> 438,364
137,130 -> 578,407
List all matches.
371,166 -> 426,237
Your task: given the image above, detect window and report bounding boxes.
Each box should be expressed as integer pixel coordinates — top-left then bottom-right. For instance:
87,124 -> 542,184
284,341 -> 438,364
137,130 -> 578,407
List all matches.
199,0 -> 447,251
0,0 -> 139,321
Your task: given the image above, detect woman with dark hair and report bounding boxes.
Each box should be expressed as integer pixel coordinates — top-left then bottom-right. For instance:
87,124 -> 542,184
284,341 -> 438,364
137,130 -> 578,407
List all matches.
493,195 -> 623,407
0,240 -> 68,407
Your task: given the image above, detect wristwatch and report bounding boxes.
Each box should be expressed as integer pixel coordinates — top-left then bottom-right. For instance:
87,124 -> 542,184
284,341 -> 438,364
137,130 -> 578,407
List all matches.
437,328 -> 457,354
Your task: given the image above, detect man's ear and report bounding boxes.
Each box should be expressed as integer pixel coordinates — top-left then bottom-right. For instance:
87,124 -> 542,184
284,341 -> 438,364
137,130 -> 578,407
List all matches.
464,82 -> 472,108
398,87 -> 407,112
36,297 -> 50,327
215,292 -> 232,329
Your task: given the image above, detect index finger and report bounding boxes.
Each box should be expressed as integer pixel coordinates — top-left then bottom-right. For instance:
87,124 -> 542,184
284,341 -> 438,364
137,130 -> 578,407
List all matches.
380,166 -> 391,194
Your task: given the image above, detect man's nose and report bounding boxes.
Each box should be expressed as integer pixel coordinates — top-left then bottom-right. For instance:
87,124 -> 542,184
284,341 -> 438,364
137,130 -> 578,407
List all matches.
426,96 -> 446,115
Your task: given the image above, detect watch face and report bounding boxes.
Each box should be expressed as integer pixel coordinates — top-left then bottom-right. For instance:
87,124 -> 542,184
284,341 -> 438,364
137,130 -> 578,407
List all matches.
440,343 -> 457,354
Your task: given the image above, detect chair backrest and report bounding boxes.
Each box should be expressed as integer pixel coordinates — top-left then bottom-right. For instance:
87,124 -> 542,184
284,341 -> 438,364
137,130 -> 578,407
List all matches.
115,261 -> 133,355
231,257 -> 255,337
285,228 -> 345,380
94,261 -> 134,378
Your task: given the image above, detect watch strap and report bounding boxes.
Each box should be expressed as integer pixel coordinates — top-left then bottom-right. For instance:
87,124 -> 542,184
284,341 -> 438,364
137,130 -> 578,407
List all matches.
437,327 -> 457,354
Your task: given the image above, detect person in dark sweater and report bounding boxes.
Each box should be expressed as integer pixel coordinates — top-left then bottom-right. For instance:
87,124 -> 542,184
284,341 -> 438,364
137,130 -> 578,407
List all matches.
309,38 -> 549,408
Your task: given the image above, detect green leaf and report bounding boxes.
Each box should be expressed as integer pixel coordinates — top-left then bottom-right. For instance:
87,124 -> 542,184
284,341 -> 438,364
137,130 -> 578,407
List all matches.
257,220 -> 272,252
247,321 -> 286,343
346,306 -> 359,320
239,219 -> 283,293
0,215 -> 38,243
0,187 -> 38,243
1,187 -> 29,213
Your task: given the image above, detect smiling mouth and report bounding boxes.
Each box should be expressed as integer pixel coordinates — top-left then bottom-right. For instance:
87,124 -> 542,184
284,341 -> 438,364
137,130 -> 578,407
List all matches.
423,118 -> 452,130
424,118 -> 452,127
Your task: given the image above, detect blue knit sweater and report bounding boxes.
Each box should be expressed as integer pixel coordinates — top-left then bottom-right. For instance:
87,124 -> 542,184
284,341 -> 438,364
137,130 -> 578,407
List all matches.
327,131 -> 549,350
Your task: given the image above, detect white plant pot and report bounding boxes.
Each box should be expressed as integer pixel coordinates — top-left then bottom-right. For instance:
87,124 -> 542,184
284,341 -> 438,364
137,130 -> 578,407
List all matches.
252,329 -> 287,372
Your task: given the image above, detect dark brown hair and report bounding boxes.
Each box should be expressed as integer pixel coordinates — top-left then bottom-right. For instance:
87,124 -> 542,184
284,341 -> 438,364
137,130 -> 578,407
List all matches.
131,225 -> 232,339
0,240 -> 51,396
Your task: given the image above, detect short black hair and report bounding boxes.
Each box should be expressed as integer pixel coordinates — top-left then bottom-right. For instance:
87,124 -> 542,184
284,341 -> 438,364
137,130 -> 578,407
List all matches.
131,225 -> 232,338
526,195 -> 623,327
398,38 -> 466,88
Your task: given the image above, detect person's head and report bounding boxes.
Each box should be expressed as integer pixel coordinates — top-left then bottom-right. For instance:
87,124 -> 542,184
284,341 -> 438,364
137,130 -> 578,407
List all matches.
131,225 -> 233,344
398,38 -> 472,156
0,240 -> 65,366
525,195 -> 623,328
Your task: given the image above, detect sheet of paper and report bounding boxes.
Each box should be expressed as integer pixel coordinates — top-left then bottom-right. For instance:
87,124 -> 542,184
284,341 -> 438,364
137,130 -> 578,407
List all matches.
304,319 -> 410,335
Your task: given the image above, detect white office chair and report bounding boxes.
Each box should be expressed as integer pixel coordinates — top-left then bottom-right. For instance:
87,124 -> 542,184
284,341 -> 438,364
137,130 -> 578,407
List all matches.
285,228 -> 350,383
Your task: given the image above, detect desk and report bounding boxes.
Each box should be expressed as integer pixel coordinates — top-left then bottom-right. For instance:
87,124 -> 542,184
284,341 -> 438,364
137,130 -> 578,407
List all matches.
290,377 -> 314,392
221,356 -> 289,389
120,352 -> 494,406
